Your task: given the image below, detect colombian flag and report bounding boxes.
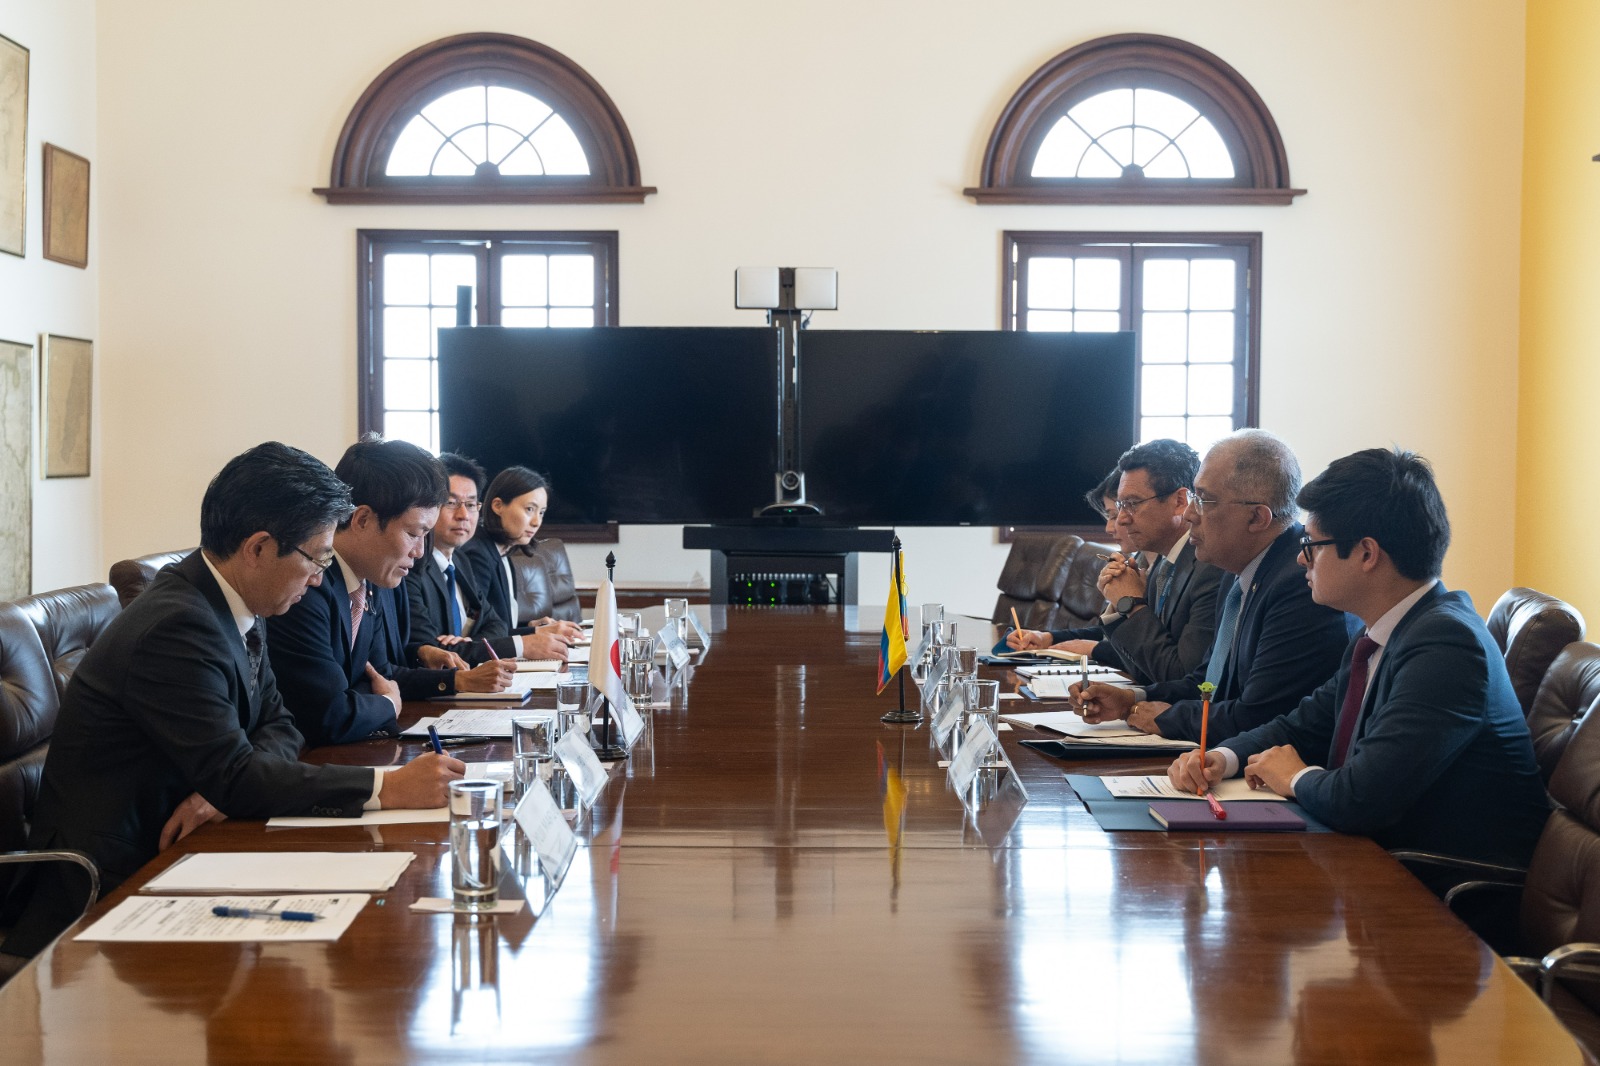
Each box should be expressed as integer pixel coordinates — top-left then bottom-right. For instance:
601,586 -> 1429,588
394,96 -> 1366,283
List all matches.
876,544 -> 909,693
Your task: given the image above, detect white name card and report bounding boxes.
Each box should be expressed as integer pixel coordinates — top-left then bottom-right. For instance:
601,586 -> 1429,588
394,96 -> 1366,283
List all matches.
555,729 -> 609,808
613,695 -> 646,749
947,720 -> 993,796
933,684 -> 965,743
684,609 -> 713,650
920,657 -> 949,709
512,776 -> 578,883
656,624 -> 692,671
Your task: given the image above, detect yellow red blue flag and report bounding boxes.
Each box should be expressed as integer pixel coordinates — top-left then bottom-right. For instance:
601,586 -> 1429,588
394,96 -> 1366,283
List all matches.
876,544 -> 909,693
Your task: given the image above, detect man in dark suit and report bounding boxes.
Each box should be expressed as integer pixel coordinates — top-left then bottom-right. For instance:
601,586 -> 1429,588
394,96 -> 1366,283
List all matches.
0,443 -> 463,961
268,437 -> 515,747
1170,448 -> 1549,874
1007,440 -> 1222,685
1077,430 -> 1352,741
405,453 -> 578,665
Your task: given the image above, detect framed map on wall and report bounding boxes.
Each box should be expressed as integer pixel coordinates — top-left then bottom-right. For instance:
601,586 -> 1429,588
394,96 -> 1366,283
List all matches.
0,32 -> 27,258
0,338 -> 32,598
41,333 -> 90,479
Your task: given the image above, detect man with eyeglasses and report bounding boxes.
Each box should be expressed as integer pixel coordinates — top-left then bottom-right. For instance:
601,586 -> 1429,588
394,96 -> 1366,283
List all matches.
268,436 -> 516,747
405,452 -> 580,665
1169,448 -> 1547,880
0,443 -> 465,967
1006,439 -> 1222,685
1077,429 -> 1351,740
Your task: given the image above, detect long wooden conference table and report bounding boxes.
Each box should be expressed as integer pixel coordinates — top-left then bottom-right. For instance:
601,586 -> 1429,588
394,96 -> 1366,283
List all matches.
0,606 -> 1587,1063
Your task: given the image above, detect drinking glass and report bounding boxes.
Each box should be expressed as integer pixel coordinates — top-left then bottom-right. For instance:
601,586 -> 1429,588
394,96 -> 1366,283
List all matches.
620,636 -> 654,703
921,603 -> 944,632
449,779 -> 504,908
511,714 -> 555,804
618,612 -> 642,637
965,679 -> 1001,730
556,681 -> 589,717
664,598 -> 690,640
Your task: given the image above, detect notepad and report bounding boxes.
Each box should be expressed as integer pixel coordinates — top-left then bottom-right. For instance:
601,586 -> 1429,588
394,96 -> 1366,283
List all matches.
142,852 -> 414,894
1102,775 -> 1288,802
1000,709 -> 1143,738
1148,801 -> 1306,831
78,894 -> 370,942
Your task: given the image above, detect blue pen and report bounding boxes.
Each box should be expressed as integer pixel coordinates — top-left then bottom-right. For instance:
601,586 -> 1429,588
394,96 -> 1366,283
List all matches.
211,905 -> 321,922
427,724 -> 444,755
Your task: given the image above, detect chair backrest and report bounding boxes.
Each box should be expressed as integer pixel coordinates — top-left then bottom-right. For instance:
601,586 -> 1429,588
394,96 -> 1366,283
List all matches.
0,600 -> 63,882
992,534 -> 1082,630
1527,642 -> 1600,785
13,583 -> 121,701
108,549 -> 193,609
508,539 -> 583,624
1055,538 -> 1118,628
1487,587 -> 1585,716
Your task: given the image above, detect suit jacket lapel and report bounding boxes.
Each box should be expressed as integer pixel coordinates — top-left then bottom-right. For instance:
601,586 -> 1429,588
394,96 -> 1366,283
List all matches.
1357,583 -> 1446,730
178,551 -> 255,724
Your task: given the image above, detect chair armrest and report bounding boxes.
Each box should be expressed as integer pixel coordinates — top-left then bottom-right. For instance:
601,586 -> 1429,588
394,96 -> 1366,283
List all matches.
1505,955 -> 1543,987
0,850 -> 102,913
1543,943 -> 1600,1005
1442,878 -> 1526,910
1389,849 -> 1526,897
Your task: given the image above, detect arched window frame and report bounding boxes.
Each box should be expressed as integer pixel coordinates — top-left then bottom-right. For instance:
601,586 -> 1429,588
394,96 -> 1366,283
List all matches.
315,32 -> 655,204
966,34 -> 1303,206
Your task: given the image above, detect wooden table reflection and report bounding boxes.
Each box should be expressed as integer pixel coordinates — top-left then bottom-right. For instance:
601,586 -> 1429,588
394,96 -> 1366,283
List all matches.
0,607 -> 1585,1064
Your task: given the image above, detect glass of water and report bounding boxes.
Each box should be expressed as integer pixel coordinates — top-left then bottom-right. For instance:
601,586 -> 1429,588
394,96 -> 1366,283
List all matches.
966,679 -> 1001,729
511,714 -> 556,803
921,603 -> 944,632
449,779 -> 504,908
620,636 -> 654,704
556,680 -> 589,717
664,598 -> 690,640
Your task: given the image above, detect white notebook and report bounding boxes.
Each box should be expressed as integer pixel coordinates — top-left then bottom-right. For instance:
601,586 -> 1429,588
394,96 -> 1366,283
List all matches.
141,852 -> 414,894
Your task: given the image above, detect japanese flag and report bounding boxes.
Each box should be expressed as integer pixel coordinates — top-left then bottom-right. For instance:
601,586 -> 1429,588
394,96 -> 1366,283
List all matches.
590,575 -> 633,716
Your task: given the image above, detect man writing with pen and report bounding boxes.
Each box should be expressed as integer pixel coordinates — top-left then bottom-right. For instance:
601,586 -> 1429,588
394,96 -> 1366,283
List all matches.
1167,447 -> 1548,883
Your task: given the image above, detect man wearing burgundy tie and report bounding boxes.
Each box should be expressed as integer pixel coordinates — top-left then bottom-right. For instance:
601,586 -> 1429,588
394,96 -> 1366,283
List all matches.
1170,447 -> 1549,872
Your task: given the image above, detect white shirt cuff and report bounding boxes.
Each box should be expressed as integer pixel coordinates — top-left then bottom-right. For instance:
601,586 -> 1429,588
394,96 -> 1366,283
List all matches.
386,693 -> 402,716
1219,748 -> 1241,778
364,767 -> 389,810
512,635 -> 525,658
1288,765 -> 1321,796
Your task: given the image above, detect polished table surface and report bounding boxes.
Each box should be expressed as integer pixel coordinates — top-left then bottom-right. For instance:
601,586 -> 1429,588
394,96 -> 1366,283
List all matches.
0,607 -> 1588,1064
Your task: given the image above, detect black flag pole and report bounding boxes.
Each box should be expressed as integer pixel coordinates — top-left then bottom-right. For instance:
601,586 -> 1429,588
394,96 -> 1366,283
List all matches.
882,534 -> 922,725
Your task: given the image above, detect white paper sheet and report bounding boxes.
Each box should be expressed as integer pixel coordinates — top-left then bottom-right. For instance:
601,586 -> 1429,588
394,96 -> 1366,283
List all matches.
142,852 -> 414,893
1000,709 -> 1143,738
267,807 -> 449,828
1100,775 -> 1288,802
77,894 -> 369,942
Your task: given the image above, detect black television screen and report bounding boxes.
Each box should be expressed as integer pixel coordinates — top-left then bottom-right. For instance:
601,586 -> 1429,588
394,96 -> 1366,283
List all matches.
438,326 -> 778,524
797,330 -> 1137,525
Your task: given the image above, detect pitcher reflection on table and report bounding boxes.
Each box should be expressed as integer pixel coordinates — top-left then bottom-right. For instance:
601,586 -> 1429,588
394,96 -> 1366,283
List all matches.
449,779 -> 504,908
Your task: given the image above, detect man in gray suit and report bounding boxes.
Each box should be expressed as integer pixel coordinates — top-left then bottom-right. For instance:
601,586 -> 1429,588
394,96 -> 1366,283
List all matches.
0,442 -> 463,962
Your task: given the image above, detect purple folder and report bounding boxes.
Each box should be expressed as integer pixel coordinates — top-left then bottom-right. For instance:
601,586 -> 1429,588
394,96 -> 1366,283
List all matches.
1147,800 -> 1307,831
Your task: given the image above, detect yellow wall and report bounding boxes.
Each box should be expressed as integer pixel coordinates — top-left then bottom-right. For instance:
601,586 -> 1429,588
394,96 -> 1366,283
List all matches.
1519,0 -> 1600,625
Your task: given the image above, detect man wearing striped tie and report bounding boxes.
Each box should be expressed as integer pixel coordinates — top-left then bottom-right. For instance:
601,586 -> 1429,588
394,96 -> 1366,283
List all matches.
1076,430 -> 1352,741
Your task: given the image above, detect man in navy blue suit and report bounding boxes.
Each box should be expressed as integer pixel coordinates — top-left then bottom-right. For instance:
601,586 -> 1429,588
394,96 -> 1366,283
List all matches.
1076,430 -> 1351,741
1169,447 -> 1549,872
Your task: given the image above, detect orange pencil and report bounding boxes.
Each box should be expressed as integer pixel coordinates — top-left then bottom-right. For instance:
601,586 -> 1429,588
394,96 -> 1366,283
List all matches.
1196,681 -> 1225,819
1009,606 -> 1022,636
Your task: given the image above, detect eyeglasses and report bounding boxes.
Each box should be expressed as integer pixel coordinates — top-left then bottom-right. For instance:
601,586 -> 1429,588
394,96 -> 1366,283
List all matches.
1113,489 -> 1177,514
1190,494 -> 1267,517
1299,537 -> 1338,566
292,545 -> 336,572
445,497 -> 481,513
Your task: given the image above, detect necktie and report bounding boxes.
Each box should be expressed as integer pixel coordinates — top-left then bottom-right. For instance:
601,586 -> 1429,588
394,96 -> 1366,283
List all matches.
349,583 -> 367,648
245,619 -> 263,695
1329,635 -> 1381,769
1203,581 -> 1244,687
1151,558 -> 1175,616
444,563 -> 464,636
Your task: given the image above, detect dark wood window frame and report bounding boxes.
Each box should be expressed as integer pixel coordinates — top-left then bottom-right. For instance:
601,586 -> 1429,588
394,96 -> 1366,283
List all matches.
966,34 -> 1303,206
316,32 -> 655,205
357,228 -> 621,543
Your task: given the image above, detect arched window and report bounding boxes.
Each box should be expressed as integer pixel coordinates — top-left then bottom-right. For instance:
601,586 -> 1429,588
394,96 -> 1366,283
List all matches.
966,34 -> 1302,205
315,33 -> 654,204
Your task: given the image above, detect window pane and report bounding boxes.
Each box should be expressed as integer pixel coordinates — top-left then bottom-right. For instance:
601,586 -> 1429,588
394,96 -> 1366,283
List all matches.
502,255 -> 549,306
1131,126 -> 1172,169
1074,259 -> 1120,311
383,254 -> 429,305
386,411 -> 435,453
383,308 -> 431,359
1141,365 -> 1186,416
431,255 -> 477,307
1073,311 -> 1121,332
1132,90 -> 1199,137
1067,90 -> 1133,138
487,124 -> 525,167
1189,260 -> 1235,310
1096,128 -> 1135,169
498,140 -> 544,176
1026,310 -> 1074,332
549,255 -> 595,306
384,358 -> 432,411
1187,364 -> 1234,416
1141,416 -> 1186,443
1143,260 -> 1188,311
1141,142 -> 1190,178
1026,258 -> 1073,310
1173,119 -> 1235,179
1077,143 -> 1124,178
421,86 -> 488,138
502,307 -> 550,328
550,307 -> 595,328
1187,417 -> 1235,452
1032,118 -> 1092,179
432,138 -> 478,176
1189,312 -> 1235,362
529,115 -> 590,176
1141,312 -> 1187,362
486,86 -> 553,133
386,117 -> 446,177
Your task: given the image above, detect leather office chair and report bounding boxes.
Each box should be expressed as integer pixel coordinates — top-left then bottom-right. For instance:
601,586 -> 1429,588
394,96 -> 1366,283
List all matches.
1054,538 -> 1118,630
1527,642 -> 1600,785
108,549 -> 193,609
992,534 -> 1081,630
14,583 -> 121,701
1487,587 -> 1586,717
508,539 -> 583,624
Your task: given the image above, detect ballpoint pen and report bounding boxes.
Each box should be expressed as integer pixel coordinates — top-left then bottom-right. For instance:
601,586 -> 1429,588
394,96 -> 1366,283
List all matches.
427,724 -> 444,755
482,638 -> 500,662
211,906 -> 322,922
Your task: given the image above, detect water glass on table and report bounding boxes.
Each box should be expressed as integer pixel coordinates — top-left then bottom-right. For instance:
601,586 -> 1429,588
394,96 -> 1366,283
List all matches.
449,779 -> 504,909
620,635 -> 655,704
664,598 -> 690,640
511,713 -> 556,802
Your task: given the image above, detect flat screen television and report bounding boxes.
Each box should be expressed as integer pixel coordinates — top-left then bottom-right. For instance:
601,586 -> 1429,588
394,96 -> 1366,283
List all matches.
797,330 -> 1137,526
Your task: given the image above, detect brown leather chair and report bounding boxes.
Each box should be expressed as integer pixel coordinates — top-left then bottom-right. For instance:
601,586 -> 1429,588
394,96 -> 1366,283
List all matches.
507,539 -> 583,624
108,549 -> 193,609
992,535 -> 1081,631
1527,643 -> 1600,785
1488,587 -> 1586,717
1054,537 -> 1119,630
13,584 -> 121,701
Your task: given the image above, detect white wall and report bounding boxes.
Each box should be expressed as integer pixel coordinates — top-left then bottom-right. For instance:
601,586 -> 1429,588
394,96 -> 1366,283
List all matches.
0,0 -> 98,593
94,1 -> 1524,616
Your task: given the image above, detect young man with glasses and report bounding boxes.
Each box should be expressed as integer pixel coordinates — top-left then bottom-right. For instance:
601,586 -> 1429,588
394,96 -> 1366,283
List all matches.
404,452 -> 579,665
1077,429 -> 1352,739
0,443 -> 465,965
1169,448 -> 1548,878
1007,439 -> 1223,685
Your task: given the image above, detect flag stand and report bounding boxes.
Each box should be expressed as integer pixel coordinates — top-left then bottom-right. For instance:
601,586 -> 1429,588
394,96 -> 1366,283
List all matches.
881,535 -> 923,724
593,552 -> 629,760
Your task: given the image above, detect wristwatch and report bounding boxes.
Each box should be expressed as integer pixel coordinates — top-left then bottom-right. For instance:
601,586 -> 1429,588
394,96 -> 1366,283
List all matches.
1115,596 -> 1148,617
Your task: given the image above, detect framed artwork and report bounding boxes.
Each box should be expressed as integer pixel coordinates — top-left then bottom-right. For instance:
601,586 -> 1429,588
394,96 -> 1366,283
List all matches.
0,33 -> 27,258
0,338 -> 32,598
41,334 -> 91,478
43,144 -> 88,268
